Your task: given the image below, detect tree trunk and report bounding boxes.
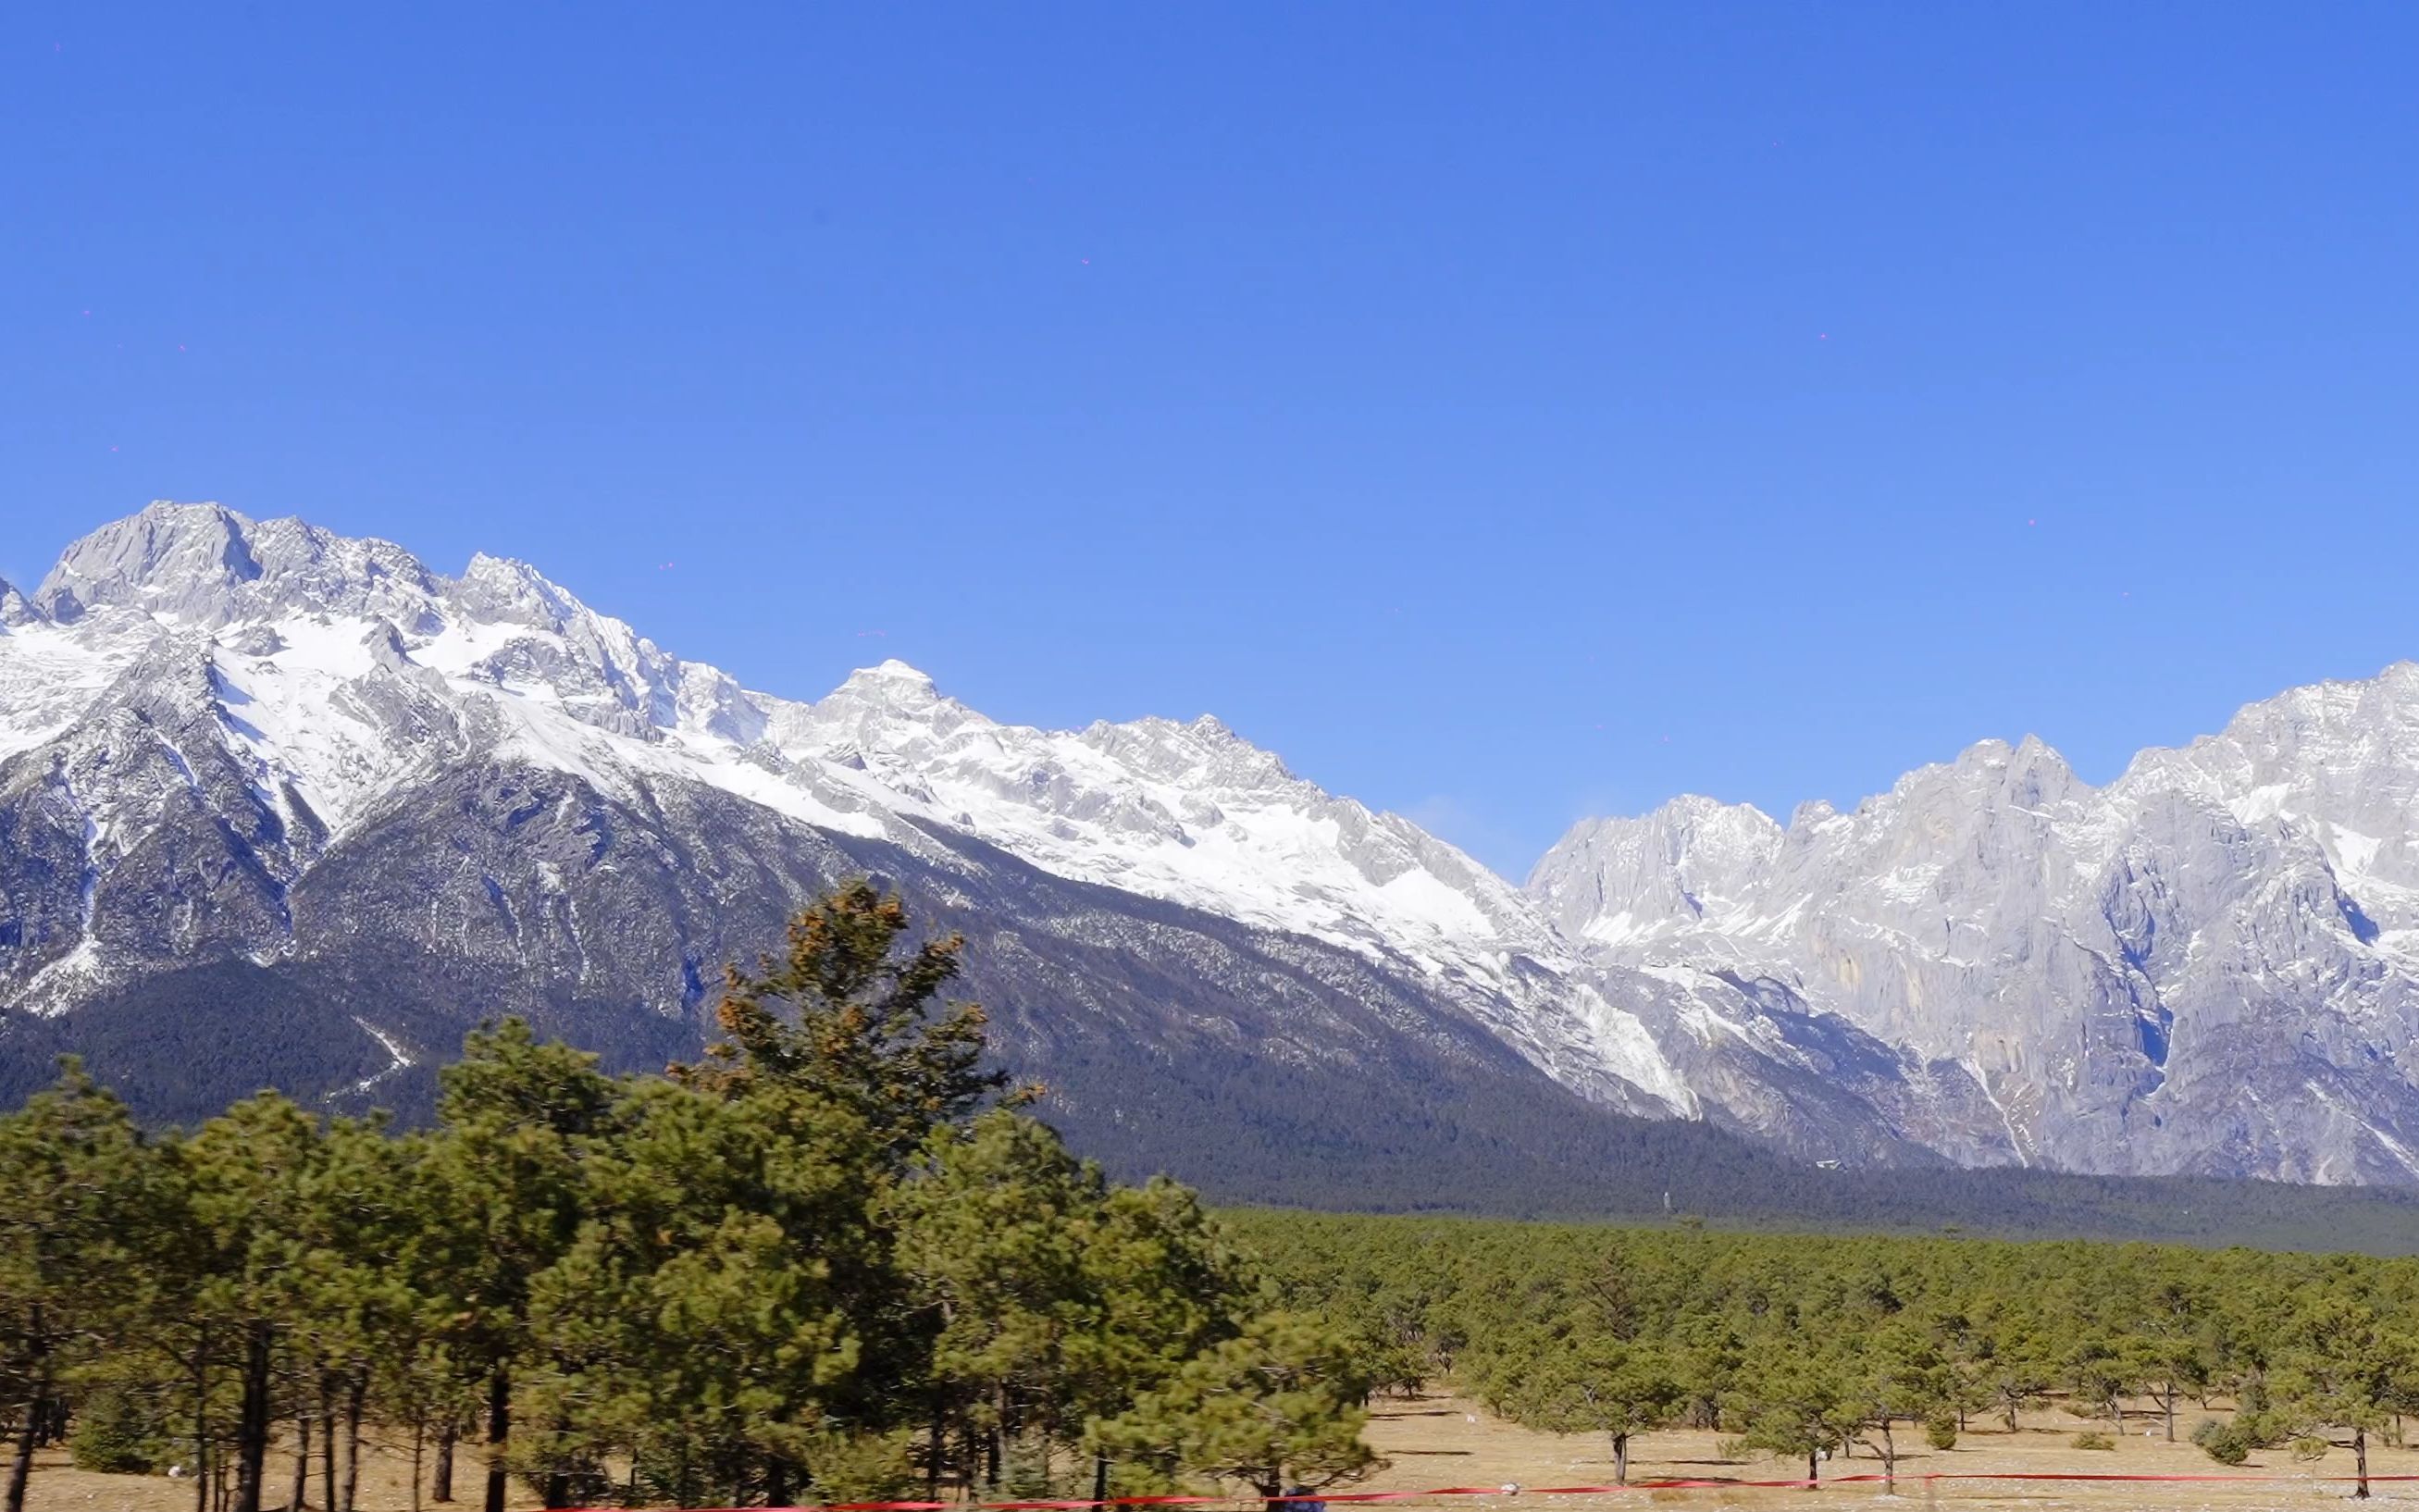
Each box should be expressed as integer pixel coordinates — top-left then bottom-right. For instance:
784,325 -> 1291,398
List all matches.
1092,1452 -> 1109,1508
1612,1431 -> 1629,1486
988,1386 -> 1006,1491
2163,1382 -> 2176,1443
6,1383 -> 43,1512
193,1349 -> 213,1512
1879,1421 -> 1896,1493
925,1391 -> 945,1500
290,1412 -> 311,1512
1805,1448 -> 1818,1485
412,1420 -> 424,1512
341,1375 -> 366,1512
767,1458 -> 793,1508
2356,1427 -> 2371,1499
233,1320 -> 275,1512
433,1427 -> 455,1504
482,1369 -> 510,1512
319,1377 -> 338,1512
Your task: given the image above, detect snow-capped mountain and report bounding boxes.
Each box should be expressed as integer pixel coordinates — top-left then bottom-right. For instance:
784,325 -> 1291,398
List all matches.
0,502 -> 1733,1175
9,501 -> 2419,1190
1531,675 -> 2419,1184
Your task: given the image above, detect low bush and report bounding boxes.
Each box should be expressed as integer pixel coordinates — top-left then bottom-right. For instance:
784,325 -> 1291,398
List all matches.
2196,1424 -> 2253,1465
68,1388 -> 167,1474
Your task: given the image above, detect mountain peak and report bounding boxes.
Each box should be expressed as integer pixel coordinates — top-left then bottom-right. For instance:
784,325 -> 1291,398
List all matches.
37,501 -> 262,622
855,657 -> 937,687
0,576 -> 35,628
824,660 -> 950,706
453,552 -> 591,629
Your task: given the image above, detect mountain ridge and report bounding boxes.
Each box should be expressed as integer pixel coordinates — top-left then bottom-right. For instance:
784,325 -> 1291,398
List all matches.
5,501 -> 2416,1193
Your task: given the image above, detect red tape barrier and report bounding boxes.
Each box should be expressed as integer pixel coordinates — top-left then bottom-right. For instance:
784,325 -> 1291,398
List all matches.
583,1469 -> 2419,1511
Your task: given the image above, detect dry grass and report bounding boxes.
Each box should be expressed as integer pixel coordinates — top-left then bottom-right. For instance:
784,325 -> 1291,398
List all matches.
1359,1394 -> 2418,1510
25,1394 -> 2419,1510
20,1435 -> 487,1512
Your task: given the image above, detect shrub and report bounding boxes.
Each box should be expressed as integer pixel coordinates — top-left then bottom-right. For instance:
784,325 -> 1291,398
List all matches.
1923,1416 -> 1958,1451
800,1430 -> 921,1504
2070,1431 -> 2116,1452
68,1387 -> 167,1474
2197,1425 -> 2252,1466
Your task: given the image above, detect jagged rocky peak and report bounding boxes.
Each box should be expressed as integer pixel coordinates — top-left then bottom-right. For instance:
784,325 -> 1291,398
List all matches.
448,552 -> 590,630
769,660 -> 987,758
1525,794 -> 1782,942
34,501 -> 443,631
1530,657 -> 2419,1183
38,500 -> 260,623
1073,711 -> 1301,796
0,576 -> 37,628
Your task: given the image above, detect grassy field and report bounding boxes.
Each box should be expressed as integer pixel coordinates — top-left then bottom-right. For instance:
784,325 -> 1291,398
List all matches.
25,1393 -> 2413,1511
1358,1394 -> 2412,1509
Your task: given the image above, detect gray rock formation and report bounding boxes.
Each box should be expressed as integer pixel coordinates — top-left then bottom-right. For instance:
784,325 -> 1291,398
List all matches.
1531,680 -> 2419,1184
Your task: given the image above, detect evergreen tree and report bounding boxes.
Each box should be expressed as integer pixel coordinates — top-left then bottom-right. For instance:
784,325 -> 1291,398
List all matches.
2274,1296 -> 2417,1499
0,1062 -> 158,1512
419,1022 -> 617,1512
676,881 -> 1011,1159
1484,1320 -> 1676,1483
1730,1349 -> 1857,1484
1097,1313 -> 1378,1500
180,1093 -> 326,1512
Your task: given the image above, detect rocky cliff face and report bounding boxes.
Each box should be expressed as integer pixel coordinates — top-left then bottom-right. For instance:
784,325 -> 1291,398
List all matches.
1531,678 -> 2419,1184
8,501 -> 2416,1188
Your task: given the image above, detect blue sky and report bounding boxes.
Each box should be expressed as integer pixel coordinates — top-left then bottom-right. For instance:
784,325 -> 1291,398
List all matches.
6,5 -> 2416,875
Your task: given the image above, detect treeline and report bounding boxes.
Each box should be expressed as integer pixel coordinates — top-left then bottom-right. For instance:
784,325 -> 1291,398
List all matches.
1229,1209 -> 2419,1495
0,886 -> 1378,1512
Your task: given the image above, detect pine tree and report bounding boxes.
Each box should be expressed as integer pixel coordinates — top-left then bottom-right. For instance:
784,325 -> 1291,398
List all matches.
419,1022 -> 617,1512
0,1062 -> 159,1512
890,1112 -> 1106,1496
674,881 -> 1011,1159
1483,1318 -> 1676,1484
180,1093 -> 327,1512
2274,1296 -> 2418,1499
1097,1313 -> 1379,1500
1729,1348 -> 1857,1484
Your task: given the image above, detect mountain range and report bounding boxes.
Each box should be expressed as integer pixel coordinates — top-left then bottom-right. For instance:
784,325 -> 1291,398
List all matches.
4,502 -> 2415,1204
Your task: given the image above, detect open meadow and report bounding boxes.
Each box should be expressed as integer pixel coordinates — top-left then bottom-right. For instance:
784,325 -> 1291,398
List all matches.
1357,1393 -> 2408,1511
24,1392 -> 2415,1512
23,1393 -> 2419,1509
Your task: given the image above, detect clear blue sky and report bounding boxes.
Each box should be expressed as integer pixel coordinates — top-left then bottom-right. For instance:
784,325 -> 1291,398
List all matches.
6,5 -> 2416,875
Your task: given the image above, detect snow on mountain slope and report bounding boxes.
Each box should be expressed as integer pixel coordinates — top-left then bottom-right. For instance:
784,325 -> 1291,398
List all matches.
19,501 -> 2419,1184
1532,670 -> 2419,1183
0,502 -> 1688,1115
